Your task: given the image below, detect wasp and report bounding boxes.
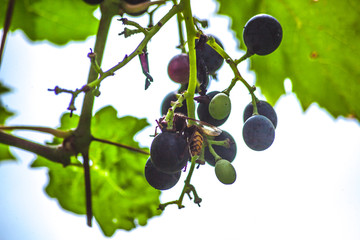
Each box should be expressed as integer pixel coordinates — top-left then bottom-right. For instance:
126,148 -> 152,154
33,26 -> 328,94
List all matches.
156,113 -> 222,161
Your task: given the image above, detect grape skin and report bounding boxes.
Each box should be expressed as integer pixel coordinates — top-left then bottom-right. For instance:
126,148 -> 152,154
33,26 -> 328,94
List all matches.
242,115 -> 275,151
243,14 -> 282,55
167,54 -> 190,84
145,158 -> 181,190
197,91 -> 229,127
161,91 -> 187,116
124,0 -> 147,3
215,159 -> 236,185
209,93 -> 231,120
243,100 -> 277,128
196,35 -> 224,75
204,130 -> 237,166
123,0 -> 150,16
150,132 -> 190,173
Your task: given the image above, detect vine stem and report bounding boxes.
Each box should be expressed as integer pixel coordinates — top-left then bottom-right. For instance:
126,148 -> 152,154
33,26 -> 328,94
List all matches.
176,155 -> 198,206
160,0 -> 200,210
0,125 -> 72,138
82,151 -> 92,227
0,0 -> 15,68
86,3 -> 183,90
75,5 -> 116,138
182,0 -> 196,121
172,0 -> 186,53
206,38 -> 258,105
73,2 -> 118,227
0,131 -> 72,165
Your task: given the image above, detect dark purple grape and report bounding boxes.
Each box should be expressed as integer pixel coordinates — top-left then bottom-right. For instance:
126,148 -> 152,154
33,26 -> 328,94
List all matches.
124,0 -> 146,3
204,130 -> 237,166
196,56 -> 210,93
150,132 -> 190,173
161,91 -> 188,116
243,115 -> 275,151
243,14 -> 282,55
83,0 -> 103,4
197,91 -> 229,127
196,35 -> 224,75
168,54 -> 190,84
145,158 -> 181,190
243,100 -> 277,128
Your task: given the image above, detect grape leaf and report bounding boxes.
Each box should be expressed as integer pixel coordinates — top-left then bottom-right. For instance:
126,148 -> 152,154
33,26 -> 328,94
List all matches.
0,0 -> 99,45
31,106 -> 161,237
0,82 -> 15,162
216,0 -> 360,120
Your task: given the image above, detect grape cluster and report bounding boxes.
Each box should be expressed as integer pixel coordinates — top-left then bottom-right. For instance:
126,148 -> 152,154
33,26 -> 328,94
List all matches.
144,14 -> 282,200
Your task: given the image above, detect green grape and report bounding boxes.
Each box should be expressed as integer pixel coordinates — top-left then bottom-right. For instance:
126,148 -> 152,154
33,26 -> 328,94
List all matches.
208,93 -> 231,120
215,159 -> 236,185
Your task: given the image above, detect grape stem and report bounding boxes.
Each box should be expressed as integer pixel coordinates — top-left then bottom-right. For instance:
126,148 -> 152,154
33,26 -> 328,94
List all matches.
205,37 -> 260,116
49,3 -> 183,111
158,155 -> 201,210
86,3 -> 183,90
172,0 -> 186,53
251,93 -> 260,116
204,37 -> 258,104
205,138 -> 222,162
119,18 -> 148,35
234,50 -> 254,65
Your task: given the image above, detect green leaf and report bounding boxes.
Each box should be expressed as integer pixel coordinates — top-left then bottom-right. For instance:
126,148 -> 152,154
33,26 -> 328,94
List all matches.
0,0 -> 99,45
0,143 -> 16,162
217,0 -> 360,120
0,81 -> 15,162
31,106 -> 161,237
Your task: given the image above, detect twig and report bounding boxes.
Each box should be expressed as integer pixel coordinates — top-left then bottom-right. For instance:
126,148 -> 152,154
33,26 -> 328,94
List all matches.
92,137 -> 149,155
0,0 -> 15,68
0,131 -> 72,166
0,125 -> 72,138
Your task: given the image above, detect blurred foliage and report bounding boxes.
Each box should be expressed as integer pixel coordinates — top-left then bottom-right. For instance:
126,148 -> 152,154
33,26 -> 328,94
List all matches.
217,0 -> 360,120
0,0 -> 99,44
0,81 -> 15,162
31,106 -> 161,237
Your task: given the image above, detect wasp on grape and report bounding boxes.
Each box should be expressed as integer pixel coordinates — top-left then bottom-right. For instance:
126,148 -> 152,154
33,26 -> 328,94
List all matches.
155,113 -> 222,161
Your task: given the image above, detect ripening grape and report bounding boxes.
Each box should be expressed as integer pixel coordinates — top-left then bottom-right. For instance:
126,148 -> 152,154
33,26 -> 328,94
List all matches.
197,91 -> 229,126
208,92 -> 231,120
167,54 -> 190,84
215,159 -> 236,184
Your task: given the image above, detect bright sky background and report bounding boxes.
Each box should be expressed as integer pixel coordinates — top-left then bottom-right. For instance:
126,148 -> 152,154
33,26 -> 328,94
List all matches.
1,1 -> 360,240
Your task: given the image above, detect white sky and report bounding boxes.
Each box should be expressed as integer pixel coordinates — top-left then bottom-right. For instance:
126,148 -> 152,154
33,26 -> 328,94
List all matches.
1,1 -> 360,240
